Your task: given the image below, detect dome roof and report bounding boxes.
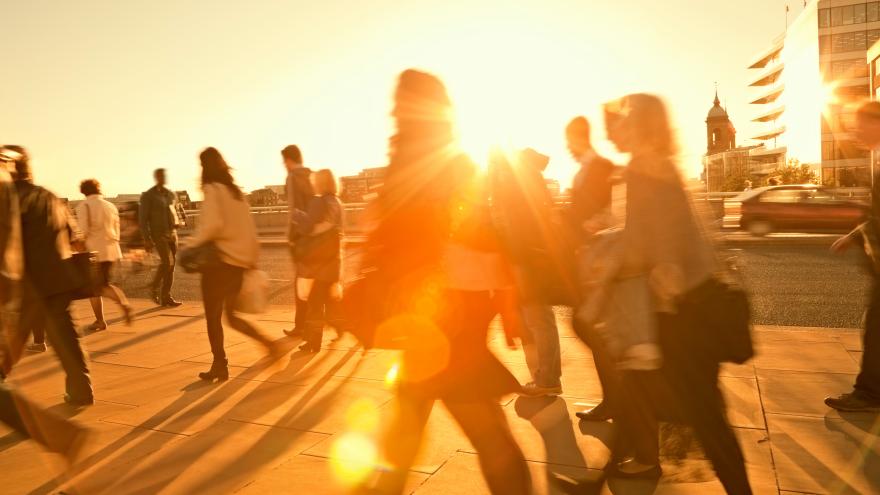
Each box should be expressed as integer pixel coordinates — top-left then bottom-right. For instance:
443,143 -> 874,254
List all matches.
707,91 -> 728,119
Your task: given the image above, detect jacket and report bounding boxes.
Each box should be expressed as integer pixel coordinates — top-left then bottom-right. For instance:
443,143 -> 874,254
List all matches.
190,183 -> 259,269
139,185 -> 182,242
293,194 -> 342,281
287,167 -> 313,240
15,181 -> 82,297
568,152 -> 614,241
76,195 -> 122,262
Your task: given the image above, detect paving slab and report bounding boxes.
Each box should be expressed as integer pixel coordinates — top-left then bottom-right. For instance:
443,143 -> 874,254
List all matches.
754,340 -> 859,374
720,376 -> 765,429
757,369 -> 858,419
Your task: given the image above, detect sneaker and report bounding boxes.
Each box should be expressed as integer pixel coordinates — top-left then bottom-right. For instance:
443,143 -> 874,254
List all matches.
519,381 -> 563,397
824,392 -> 880,412
26,343 -> 47,353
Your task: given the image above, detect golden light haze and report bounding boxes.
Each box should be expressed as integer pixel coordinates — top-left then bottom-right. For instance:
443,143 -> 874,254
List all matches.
2,0 -> 794,198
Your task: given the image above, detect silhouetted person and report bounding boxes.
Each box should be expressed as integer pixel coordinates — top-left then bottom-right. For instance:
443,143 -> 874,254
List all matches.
76,179 -> 133,331
565,116 -> 619,423
828,101 -> 880,412
291,169 -> 343,353
139,168 -> 183,307
8,146 -> 94,406
188,148 -> 280,382
607,95 -> 751,493
281,145 -> 314,338
361,70 -> 530,495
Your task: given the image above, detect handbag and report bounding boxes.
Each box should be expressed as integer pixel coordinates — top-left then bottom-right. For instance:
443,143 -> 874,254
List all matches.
178,242 -> 221,274
237,269 -> 269,314
68,251 -> 101,300
684,278 -> 754,364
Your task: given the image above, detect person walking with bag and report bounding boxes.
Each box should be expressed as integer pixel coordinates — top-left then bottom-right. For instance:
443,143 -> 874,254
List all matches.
291,169 -> 343,353
186,148 -> 280,382
357,70 -> 530,495
75,179 -> 133,332
603,95 -> 752,493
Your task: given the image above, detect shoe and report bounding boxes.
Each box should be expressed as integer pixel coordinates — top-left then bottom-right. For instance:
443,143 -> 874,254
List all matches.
575,401 -> 611,421
610,458 -> 662,479
151,290 -> 161,305
519,381 -> 563,397
825,392 -> 880,412
162,298 -> 183,308
283,327 -> 302,337
122,304 -> 134,326
86,321 -> 108,333
63,393 -> 95,408
299,342 -> 320,353
198,359 -> 229,382
26,342 -> 47,353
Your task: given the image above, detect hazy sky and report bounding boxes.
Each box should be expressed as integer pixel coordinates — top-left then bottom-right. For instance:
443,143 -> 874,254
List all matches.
2,0 -> 798,199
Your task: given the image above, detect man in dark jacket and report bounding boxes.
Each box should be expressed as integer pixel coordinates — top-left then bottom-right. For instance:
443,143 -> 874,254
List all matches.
565,116 -> 619,422
281,145 -> 314,337
139,168 -> 183,307
8,146 -> 94,406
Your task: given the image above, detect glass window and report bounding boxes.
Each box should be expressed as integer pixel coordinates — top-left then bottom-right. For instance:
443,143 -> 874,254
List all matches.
832,7 -> 843,26
855,3 -> 867,24
870,3 -> 880,22
819,8 -> 831,27
854,30 -> 868,49
822,141 -> 834,160
843,5 -> 855,25
823,167 -> 837,186
869,29 -> 880,47
820,35 -> 832,53
758,189 -> 802,203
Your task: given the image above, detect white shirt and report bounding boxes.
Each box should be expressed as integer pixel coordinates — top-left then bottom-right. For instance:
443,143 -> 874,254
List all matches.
191,183 -> 259,269
75,194 -> 122,262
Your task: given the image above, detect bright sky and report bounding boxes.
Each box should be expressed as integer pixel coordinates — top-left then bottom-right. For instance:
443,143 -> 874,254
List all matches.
2,0 -> 798,199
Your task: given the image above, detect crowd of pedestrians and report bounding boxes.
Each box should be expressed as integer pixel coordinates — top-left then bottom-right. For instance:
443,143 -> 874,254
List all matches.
5,69 -> 880,494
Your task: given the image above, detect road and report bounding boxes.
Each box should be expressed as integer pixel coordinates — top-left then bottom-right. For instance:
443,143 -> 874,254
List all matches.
113,239 -> 871,329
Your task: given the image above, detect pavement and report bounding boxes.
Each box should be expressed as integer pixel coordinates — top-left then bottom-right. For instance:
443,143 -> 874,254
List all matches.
1,299 -> 879,494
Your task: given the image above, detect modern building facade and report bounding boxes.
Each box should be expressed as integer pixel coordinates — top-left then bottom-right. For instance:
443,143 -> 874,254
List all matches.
748,0 -> 877,187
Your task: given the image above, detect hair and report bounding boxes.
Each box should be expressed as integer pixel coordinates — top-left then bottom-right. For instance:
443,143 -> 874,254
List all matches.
4,145 -> 30,181
619,93 -> 679,158
154,168 -> 166,177
565,116 -> 591,144
312,169 -> 338,195
281,145 -> 303,164
768,176 -> 781,186
857,101 -> 880,121
199,147 -> 244,200
80,178 -> 101,196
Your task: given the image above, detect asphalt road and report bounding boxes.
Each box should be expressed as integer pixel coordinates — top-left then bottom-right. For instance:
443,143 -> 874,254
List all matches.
113,239 -> 872,329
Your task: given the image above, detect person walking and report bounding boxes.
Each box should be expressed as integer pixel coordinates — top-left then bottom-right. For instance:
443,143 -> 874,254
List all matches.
604,95 -> 752,493
291,169 -> 343,353
565,116 -> 619,422
827,101 -> 880,412
75,179 -> 133,332
281,145 -> 314,338
361,70 -> 530,495
187,147 -> 280,382
7,146 -> 94,406
139,168 -> 183,307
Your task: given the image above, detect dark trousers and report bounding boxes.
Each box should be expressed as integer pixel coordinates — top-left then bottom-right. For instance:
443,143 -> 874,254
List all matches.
856,276 -> 880,400
151,233 -> 178,302
0,383 -> 85,454
572,317 -> 621,412
303,279 -> 342,349
201,262 -> 270,363
289,246 -> 309,330
619,307 -> 752,495
28,290 -> 92,401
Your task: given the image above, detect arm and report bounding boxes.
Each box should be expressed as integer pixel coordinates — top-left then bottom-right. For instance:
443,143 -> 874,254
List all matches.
293,196 -> 328,236
138,191 -> 152,246
110,204 -> 121,242
75,203 -> 90,242
189,186 -> 223,247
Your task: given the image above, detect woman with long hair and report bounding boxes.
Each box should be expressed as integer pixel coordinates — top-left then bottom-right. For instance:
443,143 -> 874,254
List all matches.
359,70 -> 530,495
291,168 -> 343,353
190,147 -> 280,381
605,94 -> 752,494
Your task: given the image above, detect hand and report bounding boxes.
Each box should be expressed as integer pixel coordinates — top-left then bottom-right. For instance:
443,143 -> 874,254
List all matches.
70,240 -> 86,252
831,235 -> 853,254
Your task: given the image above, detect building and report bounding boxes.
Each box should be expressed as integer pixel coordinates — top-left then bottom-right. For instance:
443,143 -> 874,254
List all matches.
868,38 -> 880,177
339,167 -> 387,203
247,187 -> 280,206
748,1 -> 878,187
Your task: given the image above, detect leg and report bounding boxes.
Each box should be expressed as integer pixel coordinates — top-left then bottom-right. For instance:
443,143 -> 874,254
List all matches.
150,238 -> 168,300
162,233 -> 178,302
521,303 -> 561,388
856,277 -> 880,399
573,317 -> 620,419
200,267 -> 228,365
288,247 -> 308,333
444,399 -> 531,495
304,280 -> 331,350
0,383 -> 88,457
222,266 -> 274,350
89,297 -> 106,326
42,293 -> 92,403
614,370 -> 660,466
371,392 -> 434,494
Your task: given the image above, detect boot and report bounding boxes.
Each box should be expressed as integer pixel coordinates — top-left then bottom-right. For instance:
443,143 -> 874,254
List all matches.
198,358 -> 229,382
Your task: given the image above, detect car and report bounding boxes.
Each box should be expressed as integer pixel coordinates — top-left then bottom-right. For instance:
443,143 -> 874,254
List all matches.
723,184 -> 868,236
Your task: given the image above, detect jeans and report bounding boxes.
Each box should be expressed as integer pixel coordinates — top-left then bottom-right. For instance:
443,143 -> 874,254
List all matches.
41,291 -> 92,401
572,316 -> 620,412
151,233 -> 178,302
856,276 -> 880,400
201,262 -> 271,363
520,304 -> 561,388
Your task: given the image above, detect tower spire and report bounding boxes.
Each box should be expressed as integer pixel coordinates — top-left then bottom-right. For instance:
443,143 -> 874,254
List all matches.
714,82 -> 720,106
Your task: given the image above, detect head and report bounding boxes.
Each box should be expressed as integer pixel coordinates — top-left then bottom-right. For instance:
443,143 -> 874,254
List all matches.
311,169 -> 338,196
2,145 -> 30,181
604,94 -> 678,158
768,176 -> 781,186
281,144 -> 303,172
154,168 -> 167,187
199,147 -> 243,200
565,116 -> 592,159
855,101 -> 880,148
391,69 -> 454,137
80,178 -> 101,197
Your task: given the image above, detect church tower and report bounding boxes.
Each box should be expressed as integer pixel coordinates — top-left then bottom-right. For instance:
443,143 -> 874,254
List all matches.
706,90 -> 736,154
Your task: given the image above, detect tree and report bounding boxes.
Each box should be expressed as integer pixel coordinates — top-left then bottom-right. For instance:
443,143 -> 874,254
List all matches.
723,171 -> 753,192
766,158 -> 820,186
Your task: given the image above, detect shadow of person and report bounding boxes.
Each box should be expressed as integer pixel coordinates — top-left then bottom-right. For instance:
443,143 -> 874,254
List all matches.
514,395 -> 592,470
824,412 -> 880,492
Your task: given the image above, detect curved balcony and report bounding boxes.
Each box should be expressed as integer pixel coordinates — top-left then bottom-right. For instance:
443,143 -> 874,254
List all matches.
753,106 -> 785,123
749,65 -> 784,87
752,126 -> 786,141
751,86 -> 784,105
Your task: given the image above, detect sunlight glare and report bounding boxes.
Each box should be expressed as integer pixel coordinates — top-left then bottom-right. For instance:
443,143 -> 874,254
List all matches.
329,432 -> 378,487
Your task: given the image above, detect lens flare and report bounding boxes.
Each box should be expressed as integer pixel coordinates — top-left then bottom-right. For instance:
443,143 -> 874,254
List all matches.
329,432 -> 378,486
384,362 -> 400,388
345,398 -> 380,433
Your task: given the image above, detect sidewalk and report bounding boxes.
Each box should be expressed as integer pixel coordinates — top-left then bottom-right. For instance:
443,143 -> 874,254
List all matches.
1,299 -> 877,494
